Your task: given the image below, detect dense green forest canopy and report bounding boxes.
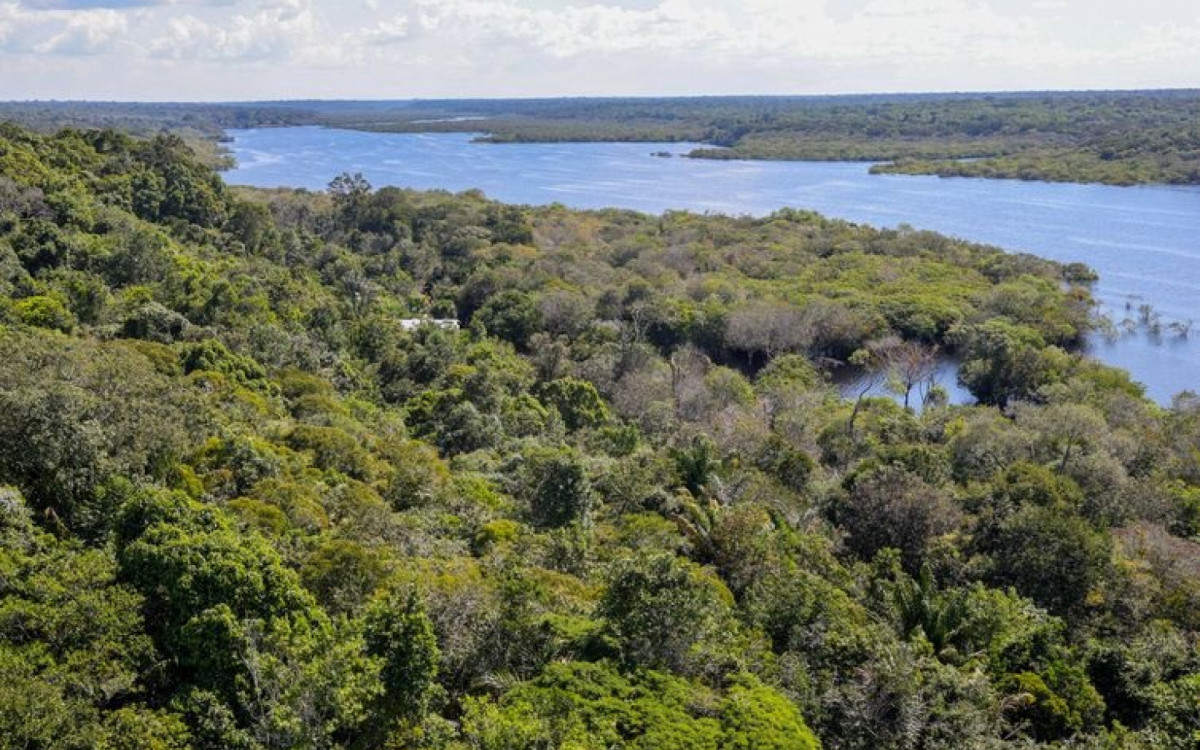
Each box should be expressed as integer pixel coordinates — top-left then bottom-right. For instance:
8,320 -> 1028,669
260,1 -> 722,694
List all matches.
2,123 -> 1200,749
4,90 -> 1200,185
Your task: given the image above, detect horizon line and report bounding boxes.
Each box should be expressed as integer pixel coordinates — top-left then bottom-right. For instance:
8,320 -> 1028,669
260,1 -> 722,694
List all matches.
3,86 -> 1200,107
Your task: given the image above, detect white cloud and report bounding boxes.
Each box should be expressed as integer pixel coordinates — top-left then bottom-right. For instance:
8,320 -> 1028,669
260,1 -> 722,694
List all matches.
396,0 -> 1047,66
0,0 -> 1199,98
1117,22 -> 1200,63
19,0 -> 236,7
0,4 -> 17,44
353,12 -> 411,46
35,7 -> 126,54
149,0 -> 326,61
401,0 -> 741,58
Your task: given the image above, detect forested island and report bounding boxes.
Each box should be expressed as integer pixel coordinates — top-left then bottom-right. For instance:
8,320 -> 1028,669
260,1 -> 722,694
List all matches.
3,123 -> 1200,749
4,90 -> 1200,186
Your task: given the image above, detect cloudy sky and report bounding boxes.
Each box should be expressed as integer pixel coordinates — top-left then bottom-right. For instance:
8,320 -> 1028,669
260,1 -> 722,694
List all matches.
0,0 -> 1196,100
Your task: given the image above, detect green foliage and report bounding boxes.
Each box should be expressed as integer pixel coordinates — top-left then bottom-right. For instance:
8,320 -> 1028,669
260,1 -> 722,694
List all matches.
379,438 -> 449,510
1,120 -> 1198,750
182,339 -> 270,389
599,552 -> 737,675
286,424 -> 376,481
14,294 -> 74,331
475,290 -> 542,349
984,461 -> 1085,515
1145,673 -> 1200,749
464,661 -> 820,750
757,353 -> 822,391
672,435 -> 720,498
458,694 -> 549,750
523,446 -> 595,529
978,505 -> 1112,618
301,538 -> 389,615
720,674 -> 821,750
0,488 -> 190,749
362,587 -> 440,725
0,332 -> 195,538
1001,668 -> 1105,741
952,320 -> 1072,406
537,377 -> 611,431
833,466 -> 960,571
116,493 -> 317,674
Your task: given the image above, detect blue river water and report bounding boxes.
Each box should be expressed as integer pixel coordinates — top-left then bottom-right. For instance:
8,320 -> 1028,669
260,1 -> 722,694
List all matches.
226,126 -> 1200,404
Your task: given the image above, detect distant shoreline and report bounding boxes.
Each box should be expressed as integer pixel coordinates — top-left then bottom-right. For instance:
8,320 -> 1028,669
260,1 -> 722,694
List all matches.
5,90 -> 1200,187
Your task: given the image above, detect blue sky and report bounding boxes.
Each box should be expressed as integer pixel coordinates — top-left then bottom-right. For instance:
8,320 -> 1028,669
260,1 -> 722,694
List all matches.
0,0 -> 1196,100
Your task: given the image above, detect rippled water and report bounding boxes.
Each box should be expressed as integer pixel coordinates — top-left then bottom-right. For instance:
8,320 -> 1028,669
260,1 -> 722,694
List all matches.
227,126 -> 1200,403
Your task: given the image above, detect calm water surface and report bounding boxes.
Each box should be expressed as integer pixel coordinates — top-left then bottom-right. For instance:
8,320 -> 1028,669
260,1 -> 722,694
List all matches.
227,126 -> 1200,404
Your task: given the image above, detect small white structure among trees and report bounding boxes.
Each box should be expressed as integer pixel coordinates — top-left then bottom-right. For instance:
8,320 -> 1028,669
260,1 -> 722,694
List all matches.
397,318 -> 460,331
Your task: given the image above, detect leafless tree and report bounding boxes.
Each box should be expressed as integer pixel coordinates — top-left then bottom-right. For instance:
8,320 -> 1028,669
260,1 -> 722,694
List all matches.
724,301 -> 813,367
883,341 -> 940,410
668,345 -> 711,421
846,337 -> 903,438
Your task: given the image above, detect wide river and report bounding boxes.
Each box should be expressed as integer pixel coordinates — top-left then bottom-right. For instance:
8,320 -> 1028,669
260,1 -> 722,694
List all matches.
227,126 -> 1200,404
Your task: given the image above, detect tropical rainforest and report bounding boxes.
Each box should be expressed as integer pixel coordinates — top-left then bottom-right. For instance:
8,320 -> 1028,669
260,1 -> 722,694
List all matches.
3,90 -> 1200,186
2,122 -> 1200,750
